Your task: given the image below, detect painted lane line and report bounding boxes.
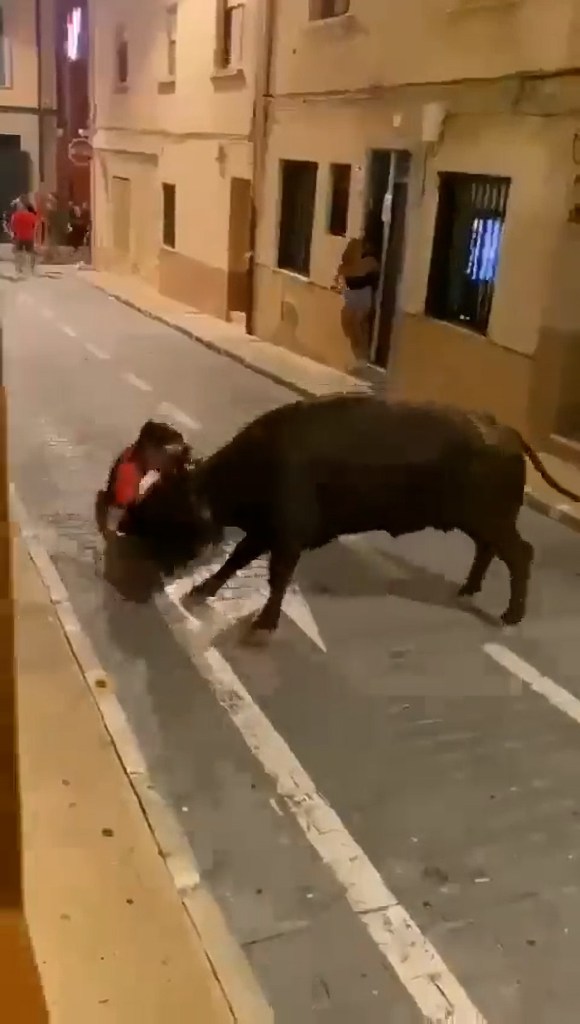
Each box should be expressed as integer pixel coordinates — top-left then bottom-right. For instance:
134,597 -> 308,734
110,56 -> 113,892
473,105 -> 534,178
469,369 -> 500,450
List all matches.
60,323 -> 77,338
84,342 -> 109,360
10,485 -> 273,1024
123,371 -> 152,392
164,589 -> 486,1023
157,401 -> 201,432
485,643 -> 580,726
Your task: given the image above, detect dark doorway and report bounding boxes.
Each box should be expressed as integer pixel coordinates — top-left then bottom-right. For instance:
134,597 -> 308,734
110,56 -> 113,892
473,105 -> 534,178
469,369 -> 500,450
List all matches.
227,176 -> 252,322
0,140 -> 30,241
364,148 -> 411,371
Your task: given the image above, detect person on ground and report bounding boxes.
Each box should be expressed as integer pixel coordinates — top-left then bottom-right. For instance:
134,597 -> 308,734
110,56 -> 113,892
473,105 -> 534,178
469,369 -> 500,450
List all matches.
95,420 -> 189,537
10,197 -> 38,276
334,215 -> 381,365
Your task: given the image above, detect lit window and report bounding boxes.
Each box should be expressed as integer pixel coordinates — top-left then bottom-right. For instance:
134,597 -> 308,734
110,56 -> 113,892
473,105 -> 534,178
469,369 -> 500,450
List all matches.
425,172 -> 510,335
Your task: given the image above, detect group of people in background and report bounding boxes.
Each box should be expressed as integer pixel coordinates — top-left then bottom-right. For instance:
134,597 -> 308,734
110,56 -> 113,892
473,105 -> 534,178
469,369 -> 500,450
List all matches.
2,192 -> 91,275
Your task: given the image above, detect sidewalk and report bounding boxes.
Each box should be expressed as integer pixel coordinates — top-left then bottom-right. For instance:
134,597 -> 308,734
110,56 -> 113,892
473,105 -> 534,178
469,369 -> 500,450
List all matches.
14,530 -> 235,1024
84,268 -> 580,535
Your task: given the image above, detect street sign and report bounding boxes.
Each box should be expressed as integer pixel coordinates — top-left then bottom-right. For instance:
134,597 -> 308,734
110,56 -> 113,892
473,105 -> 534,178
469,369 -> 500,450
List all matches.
68,137 -> 93,167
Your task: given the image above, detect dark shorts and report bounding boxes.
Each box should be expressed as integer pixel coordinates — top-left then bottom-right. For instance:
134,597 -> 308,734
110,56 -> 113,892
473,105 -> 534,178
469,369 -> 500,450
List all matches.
14,239 -> 34,253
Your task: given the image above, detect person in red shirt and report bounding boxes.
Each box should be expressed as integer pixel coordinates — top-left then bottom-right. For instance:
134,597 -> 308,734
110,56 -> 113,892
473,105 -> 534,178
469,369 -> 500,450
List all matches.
10,198 -> 38,276
95,420 -> 187,537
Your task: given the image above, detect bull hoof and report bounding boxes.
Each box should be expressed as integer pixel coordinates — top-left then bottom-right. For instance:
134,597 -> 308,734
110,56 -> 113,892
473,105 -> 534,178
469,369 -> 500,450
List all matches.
457,582 -> 479,599
187,583 -> 214,605
240,621 -> 274,648
501,607 -> 524,627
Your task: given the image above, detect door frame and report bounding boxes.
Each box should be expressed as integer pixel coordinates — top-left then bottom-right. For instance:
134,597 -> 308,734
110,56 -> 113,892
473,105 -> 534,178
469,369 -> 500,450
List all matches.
363,148 -> 411,370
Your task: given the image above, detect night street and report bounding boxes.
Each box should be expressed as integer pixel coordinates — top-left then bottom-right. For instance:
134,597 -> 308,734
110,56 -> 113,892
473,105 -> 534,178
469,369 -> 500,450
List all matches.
8,271 -> 580,1023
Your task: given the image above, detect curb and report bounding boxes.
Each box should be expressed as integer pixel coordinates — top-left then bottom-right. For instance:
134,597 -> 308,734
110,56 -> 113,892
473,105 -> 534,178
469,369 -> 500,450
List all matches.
11,486 -> 274,1024
87,280 -> 369,401
523,487 -> 580,534
86,278 -> 580,535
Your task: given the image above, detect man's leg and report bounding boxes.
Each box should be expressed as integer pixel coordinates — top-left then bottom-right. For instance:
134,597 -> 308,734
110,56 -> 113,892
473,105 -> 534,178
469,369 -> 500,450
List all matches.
14,244 -> 23,276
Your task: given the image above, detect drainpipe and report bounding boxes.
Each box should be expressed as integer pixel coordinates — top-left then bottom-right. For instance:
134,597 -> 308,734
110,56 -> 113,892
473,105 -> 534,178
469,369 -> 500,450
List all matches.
34,0 -> 44,186
246,0 -> 275,337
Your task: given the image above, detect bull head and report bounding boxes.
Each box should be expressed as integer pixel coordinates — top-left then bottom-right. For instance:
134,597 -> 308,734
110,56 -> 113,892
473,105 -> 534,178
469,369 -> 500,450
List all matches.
119,461 -> 218,576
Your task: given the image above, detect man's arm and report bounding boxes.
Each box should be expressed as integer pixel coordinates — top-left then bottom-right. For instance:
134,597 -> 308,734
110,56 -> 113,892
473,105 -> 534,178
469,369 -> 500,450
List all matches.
114,460 -> 141,507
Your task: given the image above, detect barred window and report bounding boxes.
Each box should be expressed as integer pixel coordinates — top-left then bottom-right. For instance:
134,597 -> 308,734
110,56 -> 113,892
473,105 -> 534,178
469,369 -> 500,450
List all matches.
425,172 -> 510,335
277,160 -> 318,277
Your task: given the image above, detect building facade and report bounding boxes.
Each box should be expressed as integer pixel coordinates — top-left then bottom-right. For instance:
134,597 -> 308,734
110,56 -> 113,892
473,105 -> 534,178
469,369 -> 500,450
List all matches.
0,0 -> 57,217
90,0 -> 259,320
90,0 -> 580,453
253,0 -> 580,451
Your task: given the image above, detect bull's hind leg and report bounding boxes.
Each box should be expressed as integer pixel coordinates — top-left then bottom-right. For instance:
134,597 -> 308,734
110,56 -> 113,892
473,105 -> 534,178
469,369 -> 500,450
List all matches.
189,535 -> 265,602
458,541 -> 494,598
494,526 -> 534,626
244,545 -> 301,644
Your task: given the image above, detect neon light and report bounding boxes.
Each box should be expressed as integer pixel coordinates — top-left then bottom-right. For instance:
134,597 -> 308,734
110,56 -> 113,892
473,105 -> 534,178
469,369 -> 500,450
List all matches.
66,7 -> 82,61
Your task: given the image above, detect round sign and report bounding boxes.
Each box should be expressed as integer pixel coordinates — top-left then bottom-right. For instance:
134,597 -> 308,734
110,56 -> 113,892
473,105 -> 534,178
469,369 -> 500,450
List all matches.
68,137 -> 93,167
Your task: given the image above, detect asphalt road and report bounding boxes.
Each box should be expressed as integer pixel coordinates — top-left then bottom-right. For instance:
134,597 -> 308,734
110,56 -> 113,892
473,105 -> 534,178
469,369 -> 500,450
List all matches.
7,271 -> 580,1023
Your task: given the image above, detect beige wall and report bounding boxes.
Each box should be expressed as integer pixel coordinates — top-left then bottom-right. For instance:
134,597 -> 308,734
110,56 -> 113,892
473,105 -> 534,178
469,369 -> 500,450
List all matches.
0,0 -> 57,191
1,0 -> 56,111
92,0 -> 257,314
254,91 -> 578,438
93,146 -> 160,285
271,0 -> 577,98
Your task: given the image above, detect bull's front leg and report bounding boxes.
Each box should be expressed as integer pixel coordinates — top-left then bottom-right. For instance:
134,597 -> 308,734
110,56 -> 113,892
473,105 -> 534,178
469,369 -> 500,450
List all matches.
458,541 -> 494,598
188,535 -> 265,603
244,545 -> 301,645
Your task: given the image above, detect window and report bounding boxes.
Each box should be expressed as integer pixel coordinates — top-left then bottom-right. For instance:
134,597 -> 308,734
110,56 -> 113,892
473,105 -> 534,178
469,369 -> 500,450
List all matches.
166,4 -> 177,79
162,183 -> 176,249
327,163 -> 351,237
218,1 -> 244,69
0,7 -> 12,89
277,160 -> 318,277
425,172 -> 510,335
309,0 -> 350,20
115,24 -> 128,87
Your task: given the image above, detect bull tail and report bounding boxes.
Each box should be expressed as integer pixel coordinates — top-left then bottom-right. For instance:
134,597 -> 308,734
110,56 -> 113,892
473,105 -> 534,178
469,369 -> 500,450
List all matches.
520,439 -> 580,503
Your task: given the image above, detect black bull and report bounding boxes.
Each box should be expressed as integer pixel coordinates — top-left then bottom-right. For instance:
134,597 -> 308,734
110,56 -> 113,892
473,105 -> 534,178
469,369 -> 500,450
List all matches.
117,396 -> 580,639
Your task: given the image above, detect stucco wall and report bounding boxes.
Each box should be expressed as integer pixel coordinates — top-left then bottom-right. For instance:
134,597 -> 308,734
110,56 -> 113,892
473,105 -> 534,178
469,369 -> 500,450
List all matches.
271,0 -> 577,98
92,0 -> 256,313
93,0 -> 256,137
1,0 -> 56,111
254,99 -> 575,437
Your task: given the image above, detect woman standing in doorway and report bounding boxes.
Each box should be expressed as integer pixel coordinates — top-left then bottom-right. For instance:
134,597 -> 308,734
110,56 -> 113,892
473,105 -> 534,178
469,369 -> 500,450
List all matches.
334,214 -> 381,365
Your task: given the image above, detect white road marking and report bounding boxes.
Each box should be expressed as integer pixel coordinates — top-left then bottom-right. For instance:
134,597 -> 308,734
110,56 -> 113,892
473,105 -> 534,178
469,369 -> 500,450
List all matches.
11,486 -> 273,1023
84,342 -> 109,360
485,643 -> 580,726
123,371 -> 152,392
164,588 -> 485,1022
60,323 -> 77,338
157,401 -> 201,432
167,541 -> 326,652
